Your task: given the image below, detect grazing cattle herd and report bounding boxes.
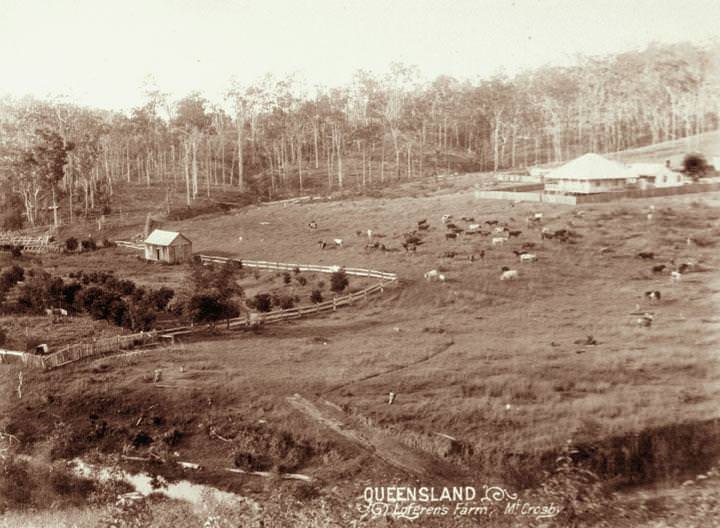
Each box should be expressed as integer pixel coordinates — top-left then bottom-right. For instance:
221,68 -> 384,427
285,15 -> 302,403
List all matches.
302,202 -> 708,331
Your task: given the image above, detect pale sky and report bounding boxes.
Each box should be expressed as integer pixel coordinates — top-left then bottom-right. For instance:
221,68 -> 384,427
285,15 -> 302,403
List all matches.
1,0 -> 718,112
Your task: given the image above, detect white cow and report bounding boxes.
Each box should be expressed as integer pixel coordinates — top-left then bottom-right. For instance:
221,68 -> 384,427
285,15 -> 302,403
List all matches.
671,271 -> 682,282
424,270 -> 440,281
467,223 -> 481,232
333,238 -> 343,247
424,272 -> 448,282
500,269 -> 519,280
441,214 -> 453,224
491,237 -> 507,246
519,253 -> 537,263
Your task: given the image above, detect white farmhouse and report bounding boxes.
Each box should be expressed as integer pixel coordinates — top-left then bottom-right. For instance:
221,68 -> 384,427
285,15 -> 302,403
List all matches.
629,163 -> 685,189
544,153 -> 636,194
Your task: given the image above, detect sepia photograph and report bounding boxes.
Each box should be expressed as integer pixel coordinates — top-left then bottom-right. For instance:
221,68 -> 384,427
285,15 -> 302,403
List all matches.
0,0 -> 719,526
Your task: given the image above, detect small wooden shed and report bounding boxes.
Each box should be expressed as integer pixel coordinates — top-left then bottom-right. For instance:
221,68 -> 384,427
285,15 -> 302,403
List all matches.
144,229 -> 192,264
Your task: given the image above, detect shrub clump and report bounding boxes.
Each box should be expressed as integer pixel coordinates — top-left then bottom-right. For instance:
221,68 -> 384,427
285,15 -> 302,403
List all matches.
310,289 -> 323,304
0,264 -> 24,291
8,268 -> 172,332
186,292 -> 240,328
64,237 -> 78,252
248,293 -> 273,313
683,153 -> 709,177
273,294 -> 295,310
330,270 -> 349,293
80,238 -> 97,252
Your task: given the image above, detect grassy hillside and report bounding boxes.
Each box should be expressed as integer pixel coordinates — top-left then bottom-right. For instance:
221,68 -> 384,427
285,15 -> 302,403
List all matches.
2,179 -> 719,525
614,130 -> 720,164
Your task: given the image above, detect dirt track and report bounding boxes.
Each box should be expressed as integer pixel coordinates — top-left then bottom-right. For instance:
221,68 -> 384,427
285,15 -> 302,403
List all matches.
287,393 -> 466,484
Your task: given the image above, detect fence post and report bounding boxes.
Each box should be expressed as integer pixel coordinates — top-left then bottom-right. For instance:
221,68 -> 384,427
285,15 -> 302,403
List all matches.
332,296 -> 337,311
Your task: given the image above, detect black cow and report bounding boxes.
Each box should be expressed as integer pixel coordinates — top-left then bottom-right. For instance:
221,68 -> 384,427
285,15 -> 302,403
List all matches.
644,290 -> 661,302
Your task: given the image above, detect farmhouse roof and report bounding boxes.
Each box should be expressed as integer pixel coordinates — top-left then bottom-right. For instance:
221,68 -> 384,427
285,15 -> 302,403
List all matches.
629,163 -> 675,177
546,153 -> 634,181
144,229 -> 190,246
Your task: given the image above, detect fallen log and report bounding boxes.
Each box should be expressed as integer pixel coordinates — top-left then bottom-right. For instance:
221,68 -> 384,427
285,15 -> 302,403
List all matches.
223,467 -> 312,482
121,455 -> 151,462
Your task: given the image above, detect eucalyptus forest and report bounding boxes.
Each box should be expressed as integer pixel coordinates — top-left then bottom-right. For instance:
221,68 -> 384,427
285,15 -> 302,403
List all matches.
1,41 -> 718,228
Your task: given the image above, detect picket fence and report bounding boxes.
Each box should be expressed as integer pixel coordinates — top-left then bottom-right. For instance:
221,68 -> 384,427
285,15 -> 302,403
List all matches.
473,189 -> 578,204
473,182 -> 720,205
0,349 -> 31,366
260,195 -> 316,207
0,233 -> 62,254
0,332 -> 158,370
115,240 -> 145,250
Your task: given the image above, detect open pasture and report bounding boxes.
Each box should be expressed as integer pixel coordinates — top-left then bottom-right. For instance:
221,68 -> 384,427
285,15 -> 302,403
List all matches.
2,188 -> 719,525
149,189 -> 720,456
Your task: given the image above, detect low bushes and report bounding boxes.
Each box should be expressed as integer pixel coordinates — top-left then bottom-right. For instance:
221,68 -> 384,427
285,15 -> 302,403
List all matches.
9,268 -> 175,332
0,245 -> 23,258
65,237 -> 100,253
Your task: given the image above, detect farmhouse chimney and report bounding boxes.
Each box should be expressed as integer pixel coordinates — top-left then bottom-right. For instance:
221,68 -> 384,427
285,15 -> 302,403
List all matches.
144,213 -> 153,238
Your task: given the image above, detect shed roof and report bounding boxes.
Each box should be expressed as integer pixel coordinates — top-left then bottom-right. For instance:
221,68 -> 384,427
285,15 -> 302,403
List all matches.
144,229 -> 190,246
546,153 -> 635,181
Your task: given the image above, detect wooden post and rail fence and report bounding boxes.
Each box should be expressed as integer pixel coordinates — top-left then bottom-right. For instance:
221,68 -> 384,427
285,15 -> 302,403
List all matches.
0,253 -> 398,370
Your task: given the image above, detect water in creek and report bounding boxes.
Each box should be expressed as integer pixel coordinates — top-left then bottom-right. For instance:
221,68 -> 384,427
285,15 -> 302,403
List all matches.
72,459 -> 260,513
